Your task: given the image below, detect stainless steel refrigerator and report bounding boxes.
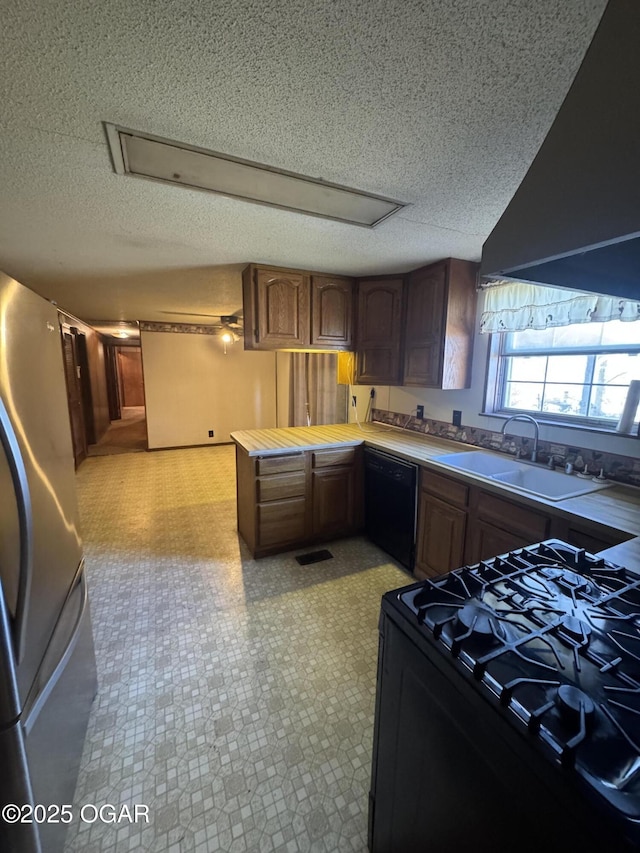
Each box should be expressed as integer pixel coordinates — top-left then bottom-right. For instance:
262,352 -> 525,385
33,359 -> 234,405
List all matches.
0,272 -> 97,853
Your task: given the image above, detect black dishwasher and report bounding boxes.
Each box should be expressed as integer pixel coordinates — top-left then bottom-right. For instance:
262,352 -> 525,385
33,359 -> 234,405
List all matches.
363,447 -> 418,572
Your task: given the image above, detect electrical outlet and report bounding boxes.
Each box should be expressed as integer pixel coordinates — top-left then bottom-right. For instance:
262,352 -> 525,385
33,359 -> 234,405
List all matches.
452,410 -> 462,427
416,405 -> 424,419
208,429 -> 214,438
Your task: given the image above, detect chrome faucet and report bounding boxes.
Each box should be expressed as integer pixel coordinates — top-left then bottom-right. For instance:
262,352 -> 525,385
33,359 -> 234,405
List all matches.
500,414 -> 540,463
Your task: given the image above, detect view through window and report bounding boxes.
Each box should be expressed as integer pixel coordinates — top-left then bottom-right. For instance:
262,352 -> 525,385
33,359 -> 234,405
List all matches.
494,321 -> 640,428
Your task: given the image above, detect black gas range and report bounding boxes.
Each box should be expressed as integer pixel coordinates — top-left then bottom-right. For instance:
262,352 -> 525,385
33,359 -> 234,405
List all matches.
369,540 -> 640,853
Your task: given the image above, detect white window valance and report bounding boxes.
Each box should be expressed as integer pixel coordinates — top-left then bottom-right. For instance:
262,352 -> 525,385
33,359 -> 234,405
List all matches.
479,281 -> 640,334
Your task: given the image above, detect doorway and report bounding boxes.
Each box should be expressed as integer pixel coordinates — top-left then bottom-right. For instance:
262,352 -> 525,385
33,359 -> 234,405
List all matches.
91,344 -> 147,456
61,327 -> 91,468
117,346 -> 145,407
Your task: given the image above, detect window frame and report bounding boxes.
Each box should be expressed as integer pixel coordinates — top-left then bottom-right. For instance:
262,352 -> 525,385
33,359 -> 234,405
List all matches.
484,330 -> 640,432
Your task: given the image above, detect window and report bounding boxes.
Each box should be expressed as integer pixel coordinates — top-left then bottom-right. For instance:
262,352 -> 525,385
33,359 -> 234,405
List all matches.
488,320 -> 640,429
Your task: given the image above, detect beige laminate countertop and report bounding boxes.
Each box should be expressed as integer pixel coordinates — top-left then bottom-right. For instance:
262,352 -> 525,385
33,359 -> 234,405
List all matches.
230,423 -> 640,564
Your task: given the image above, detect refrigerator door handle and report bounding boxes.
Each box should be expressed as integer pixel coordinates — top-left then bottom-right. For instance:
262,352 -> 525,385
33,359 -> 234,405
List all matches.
0,397 -> 34,663
23,564 -> 88,735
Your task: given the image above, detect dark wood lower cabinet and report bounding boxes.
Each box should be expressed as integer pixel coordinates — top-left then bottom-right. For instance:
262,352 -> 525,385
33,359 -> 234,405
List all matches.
416,471 -> 554,577
312,466 -> 355,540
415,493 -> 466,580
257,497 -> 307,549
467,520 -> 537,564
237,444 -> 630,565
561,522 -> 631,554
235,445 -> 362,558
465,489 -> 550,564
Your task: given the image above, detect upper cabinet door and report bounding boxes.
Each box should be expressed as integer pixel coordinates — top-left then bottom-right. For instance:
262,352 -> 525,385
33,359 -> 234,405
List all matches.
403,258 -> 478,390
356,278 -> 404,385
403,262 -> 447,386
310,276 -> 354,349
254,269 -> 310,348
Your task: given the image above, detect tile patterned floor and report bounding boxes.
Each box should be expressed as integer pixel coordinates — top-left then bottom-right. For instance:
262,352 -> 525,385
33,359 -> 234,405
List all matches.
65,445 -> 407,852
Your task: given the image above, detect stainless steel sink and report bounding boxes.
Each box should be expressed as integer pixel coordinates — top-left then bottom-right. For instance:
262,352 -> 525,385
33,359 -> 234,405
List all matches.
433,450 -> 612,501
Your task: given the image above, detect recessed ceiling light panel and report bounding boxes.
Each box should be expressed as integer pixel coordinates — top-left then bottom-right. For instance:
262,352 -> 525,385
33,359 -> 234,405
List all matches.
104,123 -> 406,227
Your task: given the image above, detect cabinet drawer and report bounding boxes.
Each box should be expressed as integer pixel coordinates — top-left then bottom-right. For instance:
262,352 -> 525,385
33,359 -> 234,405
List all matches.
256,453 -> 305,475
477,492 -> 549,541
258,497 -> 307,547
257,471 -> 306,502
421,469 -> 468,508
312,447 -> 355,468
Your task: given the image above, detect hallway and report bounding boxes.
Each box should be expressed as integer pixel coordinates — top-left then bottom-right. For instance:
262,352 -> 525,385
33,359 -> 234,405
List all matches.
87,406 -> 148,457
65,445 -> 405,852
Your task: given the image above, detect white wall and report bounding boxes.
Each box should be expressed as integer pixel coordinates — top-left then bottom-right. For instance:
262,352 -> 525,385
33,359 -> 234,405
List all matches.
348,384 -> 390,424
141,331 -> 277,449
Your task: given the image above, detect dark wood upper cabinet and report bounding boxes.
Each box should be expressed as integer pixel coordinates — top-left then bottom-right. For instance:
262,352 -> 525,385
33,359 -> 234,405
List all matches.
310,275 -> 354,348
253,267 -> 310,348
243,265 -> 354,350
243,258 -> 475,380
355,278 -> 404,385
403,258 -> 478,389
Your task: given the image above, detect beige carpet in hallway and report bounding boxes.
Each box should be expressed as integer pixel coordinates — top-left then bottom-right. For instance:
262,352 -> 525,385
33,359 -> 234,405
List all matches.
88,405 -> 148,456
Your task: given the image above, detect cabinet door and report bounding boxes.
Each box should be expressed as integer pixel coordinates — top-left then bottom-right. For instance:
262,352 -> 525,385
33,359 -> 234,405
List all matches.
415,492 -> 466,579
356,278 -> 404,384
467,520 -> 536,564
311,276 -> 354,348
403,262 -> 446,386
312,466 -> 355,539
402,258 -> 477,389
255,268 -> 310,347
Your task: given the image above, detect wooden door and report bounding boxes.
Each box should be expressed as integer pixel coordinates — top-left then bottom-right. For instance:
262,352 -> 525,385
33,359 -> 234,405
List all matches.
62,331 -> 87,468
256,268 -> 310,347
403,262 -> 446,386
310,275 -> 354,348
105,345 -> 121,421
356,278 -> 404,384
117,347 -> 145,406
74,333 -> 96,444
415,492 -> 466,579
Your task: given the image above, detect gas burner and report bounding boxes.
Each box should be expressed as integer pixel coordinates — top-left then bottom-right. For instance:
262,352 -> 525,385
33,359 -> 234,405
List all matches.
456,599 -> 506,639
556,684 -> 596,722
541,566 -> 594,593
557,614 -> 592,644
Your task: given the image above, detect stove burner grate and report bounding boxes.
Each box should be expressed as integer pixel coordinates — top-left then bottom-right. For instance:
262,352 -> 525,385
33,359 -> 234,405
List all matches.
398,540 -> 640,776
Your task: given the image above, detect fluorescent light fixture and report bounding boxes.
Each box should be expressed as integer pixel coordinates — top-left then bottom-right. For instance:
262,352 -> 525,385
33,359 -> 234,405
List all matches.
104,123 -> 406,227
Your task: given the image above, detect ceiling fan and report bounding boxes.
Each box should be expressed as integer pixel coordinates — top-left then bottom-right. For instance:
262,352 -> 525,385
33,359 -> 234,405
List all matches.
159,309 -> 243,328
158,310 -> 244,348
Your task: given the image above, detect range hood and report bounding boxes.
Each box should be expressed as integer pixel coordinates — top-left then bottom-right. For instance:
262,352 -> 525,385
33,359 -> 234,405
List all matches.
481,0 -> 640,300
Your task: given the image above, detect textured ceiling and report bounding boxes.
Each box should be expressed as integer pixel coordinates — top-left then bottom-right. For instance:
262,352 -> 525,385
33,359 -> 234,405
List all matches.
0,0 -> 607,325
